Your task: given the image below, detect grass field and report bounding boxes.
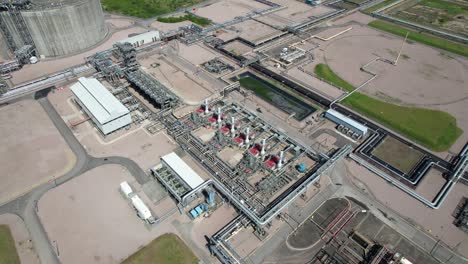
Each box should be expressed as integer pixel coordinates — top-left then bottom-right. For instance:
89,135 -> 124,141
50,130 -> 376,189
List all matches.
419,0 -> 468,16
121,234 -> 198,264
157,14 -> 211,26
372,136 -> 424,173
314,64 -> 354,92
314,64 -> 463,151
368,20 -> 468,57
101,0 -> 206,19
0,225 -> 20,264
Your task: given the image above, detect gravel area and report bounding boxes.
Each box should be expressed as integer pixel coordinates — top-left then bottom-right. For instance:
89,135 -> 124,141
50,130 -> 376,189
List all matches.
0,99 -> 75,205
38,165 -> 180,264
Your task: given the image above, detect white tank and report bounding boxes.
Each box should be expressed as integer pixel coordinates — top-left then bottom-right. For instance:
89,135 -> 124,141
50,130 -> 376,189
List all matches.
131,195 -> 152,220
400,257 -> 413,264
29,56 -> 38,64
120,181 -> 133,197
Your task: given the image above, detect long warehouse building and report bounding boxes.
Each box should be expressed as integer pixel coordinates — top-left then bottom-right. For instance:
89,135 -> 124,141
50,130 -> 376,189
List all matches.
70,77 -> 131,135
325,109 -> 368,136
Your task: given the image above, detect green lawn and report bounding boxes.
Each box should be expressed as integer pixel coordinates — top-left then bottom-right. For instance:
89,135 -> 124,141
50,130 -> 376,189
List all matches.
157,14 -> 211,27
101,0 -> 206,19
0,225 -> 20,264
314,64 -> 462,151
419,0 -> 468,15
314,63 -> 354,92
121,234 -> 198,264
368,20 -> 468,57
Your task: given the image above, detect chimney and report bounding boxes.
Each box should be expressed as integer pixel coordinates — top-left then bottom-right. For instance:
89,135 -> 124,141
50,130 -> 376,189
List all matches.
217,108 -> 222,123
245,127 -> 250,144
261,139 -> 266,156
277,151 -> 284,169
231,117 -> 235,135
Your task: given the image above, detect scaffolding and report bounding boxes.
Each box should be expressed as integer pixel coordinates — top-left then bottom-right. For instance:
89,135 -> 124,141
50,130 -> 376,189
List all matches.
0,0 -> 36,53
201,58 -> 234,74
126,70 -> 178,110
113,42 -> 138,71
0,75 -> 7,95
89,52 -> 124,82
14,44 -> 34,63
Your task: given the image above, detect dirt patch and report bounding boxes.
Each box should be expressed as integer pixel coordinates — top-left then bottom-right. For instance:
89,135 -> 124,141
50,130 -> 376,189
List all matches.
38,165 -> 181,264
0,214 -> 39,264
107,18 -> 134,29
414,167 -> 447,201
80,129 -> 177,171
193,0 -> 268,23
0,99 -> 75,204
257,0 -> 335,25
371,136 -> 424,174
223,40 -> 254,56
346,159 -> 468,257
322,21 -> 468,153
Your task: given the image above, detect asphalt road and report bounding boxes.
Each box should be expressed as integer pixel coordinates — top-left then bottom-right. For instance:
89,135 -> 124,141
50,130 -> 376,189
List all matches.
0,92 -> 150,264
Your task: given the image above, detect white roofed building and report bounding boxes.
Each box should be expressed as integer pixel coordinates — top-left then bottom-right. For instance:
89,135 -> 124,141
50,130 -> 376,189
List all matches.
116,31 -> 160,48
70,77 -> 132,135
161,152 -> 204,189
325,109 -> 368,136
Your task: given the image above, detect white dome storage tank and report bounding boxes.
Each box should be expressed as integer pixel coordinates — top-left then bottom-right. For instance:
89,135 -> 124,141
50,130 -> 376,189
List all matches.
0,0 -> 107,57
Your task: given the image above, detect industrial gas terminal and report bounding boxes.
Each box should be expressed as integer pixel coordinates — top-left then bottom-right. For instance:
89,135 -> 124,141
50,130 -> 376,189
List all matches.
0,0 -> 467,264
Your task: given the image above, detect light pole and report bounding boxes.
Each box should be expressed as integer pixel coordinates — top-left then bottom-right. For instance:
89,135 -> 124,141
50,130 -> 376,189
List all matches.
53,240 -> 60,257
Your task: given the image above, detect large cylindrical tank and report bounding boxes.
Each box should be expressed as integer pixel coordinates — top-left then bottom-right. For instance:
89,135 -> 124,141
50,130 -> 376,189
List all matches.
22,0 -> 107,57
0,32 -> 11,60
0,0 -> 107,58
